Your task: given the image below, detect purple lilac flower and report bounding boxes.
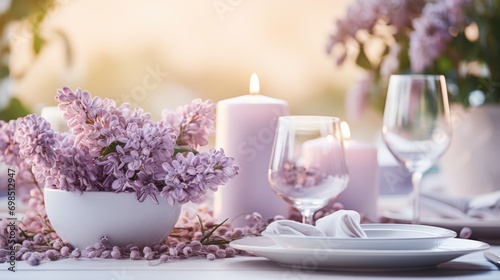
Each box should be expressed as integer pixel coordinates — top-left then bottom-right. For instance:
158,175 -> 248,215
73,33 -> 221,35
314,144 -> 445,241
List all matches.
270,160 -> 329,191
56,87 -> 123,157
119,105 -> 151,128
0,119 -> 26,168
326,0 -> 425,65
378,0 -> 419,30
133,171 -> 160,203
50,146 -> 100,193
409,0 -> 471,72
98,121 -> 177,197
162,99 -> 216,149
2,87 -> 238,206
15,117 -> 96,193
158,149 -> 238,205
14,114 -> 58,182
0,119 -> 41,201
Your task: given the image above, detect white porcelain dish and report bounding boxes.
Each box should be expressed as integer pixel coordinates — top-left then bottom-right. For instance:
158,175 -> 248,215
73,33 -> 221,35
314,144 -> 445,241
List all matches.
230,236 -> 489,271
261,224 -> 456,250
383,210 -> 500,241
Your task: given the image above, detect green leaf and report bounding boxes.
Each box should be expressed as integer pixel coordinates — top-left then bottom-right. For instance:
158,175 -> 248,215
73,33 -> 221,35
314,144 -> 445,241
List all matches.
99,141 -> 124,159
197,214 -> 206,238
33,32 -> 45,55
199,218 -> 229,245
355,44 -> 372,70
173,145 -> 199,156
434,57 -> 454,74
0,65 -> 9,78
0,97 -> 31,121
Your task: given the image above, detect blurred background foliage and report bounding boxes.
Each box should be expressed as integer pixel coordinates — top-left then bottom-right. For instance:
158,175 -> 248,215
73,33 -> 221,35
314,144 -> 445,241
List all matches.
0,0 -> 55,120
1,1 -> 381,142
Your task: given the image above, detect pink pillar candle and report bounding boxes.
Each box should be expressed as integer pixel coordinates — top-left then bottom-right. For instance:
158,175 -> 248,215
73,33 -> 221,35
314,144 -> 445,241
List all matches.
302,136 -> 345,175
337,122 -> 379,221
213,74 -> 289,224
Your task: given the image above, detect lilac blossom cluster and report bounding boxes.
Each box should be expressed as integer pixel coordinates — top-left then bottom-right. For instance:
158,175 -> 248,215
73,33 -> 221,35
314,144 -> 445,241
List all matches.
325,0 -> 427,120
270,161 -> 327,190
409,0 -> 470,72
163,98 -> 216,149
158,149 -> 238,205
0,120 -> 40,197
0,87 -> 239,205
326,0 -> 426,66
326,0 -> 500,118
0,120 -> 26,169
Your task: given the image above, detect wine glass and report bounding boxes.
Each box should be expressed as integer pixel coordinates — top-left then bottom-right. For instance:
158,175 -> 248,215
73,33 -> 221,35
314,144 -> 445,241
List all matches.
268,116 -> 349,225
382,75 -> 452,224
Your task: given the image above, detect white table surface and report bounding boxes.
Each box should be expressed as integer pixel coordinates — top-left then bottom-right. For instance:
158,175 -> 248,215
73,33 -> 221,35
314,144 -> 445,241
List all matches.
2,175 -> 500,280
1,245 -> 499,280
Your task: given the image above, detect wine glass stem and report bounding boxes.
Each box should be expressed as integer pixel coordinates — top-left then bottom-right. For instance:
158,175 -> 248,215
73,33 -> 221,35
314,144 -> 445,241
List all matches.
301,209 -> 315,225
411,171 -> 423,224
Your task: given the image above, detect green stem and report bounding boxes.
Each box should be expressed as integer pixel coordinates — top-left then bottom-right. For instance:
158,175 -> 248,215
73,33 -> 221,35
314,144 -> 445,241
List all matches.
173,146 -> 199,156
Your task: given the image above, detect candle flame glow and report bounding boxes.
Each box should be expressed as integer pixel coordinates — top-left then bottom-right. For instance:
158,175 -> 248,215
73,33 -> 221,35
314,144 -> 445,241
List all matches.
340,121 -> 351,140
249,73 -> 260,95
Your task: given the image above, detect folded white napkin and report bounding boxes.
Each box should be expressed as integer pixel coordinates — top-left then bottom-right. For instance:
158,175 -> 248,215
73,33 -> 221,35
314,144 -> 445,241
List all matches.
264,210 -> 367,238
421,191 -> 500,220
264,220 -> 326,236
316,210 -> 367,238
467,191 -> 500,219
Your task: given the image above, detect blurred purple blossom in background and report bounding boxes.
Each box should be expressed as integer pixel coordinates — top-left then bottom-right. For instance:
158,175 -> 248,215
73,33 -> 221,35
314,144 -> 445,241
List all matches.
327,0 -> 500,119
326,0 -> 425,67
410,0 -> 469,72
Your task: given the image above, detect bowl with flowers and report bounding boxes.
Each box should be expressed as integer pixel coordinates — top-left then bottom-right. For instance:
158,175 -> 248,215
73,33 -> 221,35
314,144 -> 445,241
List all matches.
0,87 -> 239,249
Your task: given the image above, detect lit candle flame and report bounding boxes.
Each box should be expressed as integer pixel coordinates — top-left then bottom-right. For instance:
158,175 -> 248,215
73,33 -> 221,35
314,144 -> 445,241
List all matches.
249,73 -> 260,95
340,121 -> 351,141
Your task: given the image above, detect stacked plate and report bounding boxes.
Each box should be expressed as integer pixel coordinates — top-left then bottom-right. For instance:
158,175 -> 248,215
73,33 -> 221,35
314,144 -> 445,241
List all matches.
229,224 -> 490,271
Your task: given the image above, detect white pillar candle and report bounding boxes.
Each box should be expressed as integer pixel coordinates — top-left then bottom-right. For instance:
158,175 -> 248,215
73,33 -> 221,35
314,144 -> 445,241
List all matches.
301,136 -> 348,199
40,106 -> 68,132
214,74 -> 289,223
337,122 -> 379,221
302,136 -> 345,175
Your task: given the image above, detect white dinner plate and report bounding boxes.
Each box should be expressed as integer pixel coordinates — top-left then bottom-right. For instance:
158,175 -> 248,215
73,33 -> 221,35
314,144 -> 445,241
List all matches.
229,236 -> 489,271
383,210 -> 500,241
262,224 -> 456,250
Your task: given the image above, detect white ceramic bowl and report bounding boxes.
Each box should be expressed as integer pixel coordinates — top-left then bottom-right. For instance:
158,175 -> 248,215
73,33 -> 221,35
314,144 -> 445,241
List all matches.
44,188 -> 182,249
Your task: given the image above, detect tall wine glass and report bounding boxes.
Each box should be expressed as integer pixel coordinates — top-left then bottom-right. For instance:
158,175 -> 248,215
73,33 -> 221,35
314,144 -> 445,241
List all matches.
268,116 -> 349,225
382,75 -> 452,224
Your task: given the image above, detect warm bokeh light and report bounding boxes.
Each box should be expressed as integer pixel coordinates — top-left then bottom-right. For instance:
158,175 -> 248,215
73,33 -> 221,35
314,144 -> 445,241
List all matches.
249,73 -> 260,95
465,22 -> 479,42
341,121 -> 351,140
7,0 -> 381,142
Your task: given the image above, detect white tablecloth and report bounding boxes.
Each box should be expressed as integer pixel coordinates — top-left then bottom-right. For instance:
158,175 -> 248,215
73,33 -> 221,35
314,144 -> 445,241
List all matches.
1,246 -> 499,280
